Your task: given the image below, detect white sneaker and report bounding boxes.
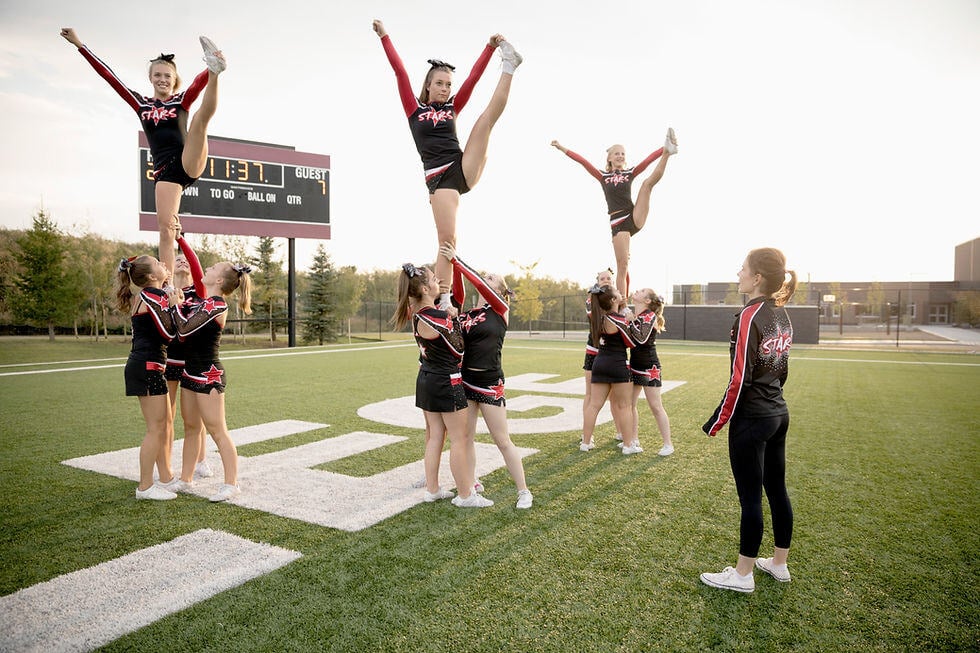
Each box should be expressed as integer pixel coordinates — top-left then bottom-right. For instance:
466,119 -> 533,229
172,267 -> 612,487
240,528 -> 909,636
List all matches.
579,441 -> 595,452
616,441 -> 624,449
664,127 -> 678,155
194,461 -> 214,479
498,40 -> 523,74
209,483 -> 240,502
700,566 -> 755,593
437,293 -> 452,311
658,444 -> 675,456
755,557 -> 791,582
622,444 -> 644,455
199,36 -> 226,74
516,489 -> 533,509
411,475 -> 427,489
135,485 -> 177,501
614,433 -> 623,442
423,488 -> 454,502
160,478 -> 193,493
474,479 -> 485,494
452,493 -> 494,508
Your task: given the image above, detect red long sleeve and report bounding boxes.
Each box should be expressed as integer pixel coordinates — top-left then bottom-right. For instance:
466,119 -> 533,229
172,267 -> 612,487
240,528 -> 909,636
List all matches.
380,35 -> 419,117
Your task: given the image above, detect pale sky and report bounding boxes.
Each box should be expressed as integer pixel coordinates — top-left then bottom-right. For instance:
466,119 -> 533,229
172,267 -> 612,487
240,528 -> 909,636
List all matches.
1,0 -> 978,292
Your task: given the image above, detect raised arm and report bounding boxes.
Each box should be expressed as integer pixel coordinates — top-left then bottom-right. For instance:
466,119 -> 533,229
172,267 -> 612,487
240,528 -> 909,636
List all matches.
551,140 -> 603,182
176,235 -> 206,298
441,243 -> 507,317
62,27 -> 142,113
374,20 -> 418,117
451,36 -> 497,113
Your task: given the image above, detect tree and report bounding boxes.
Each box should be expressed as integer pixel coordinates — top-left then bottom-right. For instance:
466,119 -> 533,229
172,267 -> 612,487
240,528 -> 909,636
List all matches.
793,279 -> 810,305
510,260 -> 543,334
866,281 -> 885,321
688,284 -> 704,305
301,245 -> 339,345
250,237 -> 286,343
9,211 -> 84,340
724,283 -> 741,305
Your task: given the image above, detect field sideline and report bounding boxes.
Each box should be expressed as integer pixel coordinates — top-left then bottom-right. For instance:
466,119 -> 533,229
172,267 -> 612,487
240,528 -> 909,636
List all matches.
1,338 -> 977,652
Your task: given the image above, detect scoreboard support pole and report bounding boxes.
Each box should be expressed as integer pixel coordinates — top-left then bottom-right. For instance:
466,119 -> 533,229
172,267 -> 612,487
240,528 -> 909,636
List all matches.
288,239 -> 297,347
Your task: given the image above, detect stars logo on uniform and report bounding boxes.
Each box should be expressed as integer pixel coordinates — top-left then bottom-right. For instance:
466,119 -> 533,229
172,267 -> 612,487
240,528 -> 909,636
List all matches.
140,106 -> 178,125
201,365 -> 224,385
649,367 -> 661,381
201,298 -> 219,313
605,172 -> 629,186
418,108 -> 453,126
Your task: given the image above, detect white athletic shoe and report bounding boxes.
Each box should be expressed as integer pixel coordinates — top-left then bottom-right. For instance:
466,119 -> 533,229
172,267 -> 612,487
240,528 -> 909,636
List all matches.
159,477 -> 193,493
755,557 -> 791,582
498,40 -> 523,74
658,444 -> 675,456
199,36 -> 226,74
194,461 -> 214,479
515,489 -> 533,509
411,475 -> 427,489
135,485 -> 177,501
622,443 -> 644,455
474,479 -> 485,494
700,566 -> 755,593
437,293 -> 452,312
664,127 -> 678,155
614,433 -> 623,442
579,440 -> 595,452
452,493 -> 494,508
423,488 -> 454,502
209,483 -> 240,502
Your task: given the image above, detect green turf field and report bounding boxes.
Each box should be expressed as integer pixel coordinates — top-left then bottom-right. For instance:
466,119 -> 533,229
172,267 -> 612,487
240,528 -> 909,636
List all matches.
1,337 -> 977,652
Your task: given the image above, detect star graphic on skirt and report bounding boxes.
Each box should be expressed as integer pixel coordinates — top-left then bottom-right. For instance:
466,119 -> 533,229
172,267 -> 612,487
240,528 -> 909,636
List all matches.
202,365 -> 224,384
490,380 -> 505,400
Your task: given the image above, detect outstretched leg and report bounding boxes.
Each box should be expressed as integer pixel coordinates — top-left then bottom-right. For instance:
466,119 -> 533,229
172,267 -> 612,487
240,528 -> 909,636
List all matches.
429,189 -> 460,296
460,41 -> 521,188
182,71 -> 220,179
633,128 -> 677,232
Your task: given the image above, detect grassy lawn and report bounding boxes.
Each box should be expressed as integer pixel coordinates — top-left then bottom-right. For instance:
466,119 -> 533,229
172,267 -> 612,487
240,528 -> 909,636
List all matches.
0,337 -> 977,651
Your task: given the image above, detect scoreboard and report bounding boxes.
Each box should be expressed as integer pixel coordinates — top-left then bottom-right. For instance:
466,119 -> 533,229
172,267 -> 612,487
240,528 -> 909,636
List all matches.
139,135 -> 330,239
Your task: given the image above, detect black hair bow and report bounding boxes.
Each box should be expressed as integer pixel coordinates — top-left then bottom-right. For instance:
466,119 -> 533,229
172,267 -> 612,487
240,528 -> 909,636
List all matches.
402,263 -> 423,278
426,58 -> 455,71
588,284 -> 603,295
232,264 -> 252,275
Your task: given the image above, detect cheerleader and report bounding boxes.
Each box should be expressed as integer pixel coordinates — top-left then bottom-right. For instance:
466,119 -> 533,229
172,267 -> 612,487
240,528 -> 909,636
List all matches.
441,243 -> 532,509
582,268 -> 620,446
700,248 -> 797,593
551,133 -> 677,297
115,251 -> 180,499
60,27 -> 225,276
392,263 -> 492,508
173,248 -> 251,502
627,288 -> 674,456
166,236 -> 211,484
374,18 -> 522,307
580,284 -> 638,453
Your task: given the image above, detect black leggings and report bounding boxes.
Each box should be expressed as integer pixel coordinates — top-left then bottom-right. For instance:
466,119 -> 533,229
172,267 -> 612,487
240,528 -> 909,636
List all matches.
728,413 -> 793,558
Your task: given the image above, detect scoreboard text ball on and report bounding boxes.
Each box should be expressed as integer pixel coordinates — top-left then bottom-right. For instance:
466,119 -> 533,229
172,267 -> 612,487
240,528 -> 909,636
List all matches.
139,134 -> 330,239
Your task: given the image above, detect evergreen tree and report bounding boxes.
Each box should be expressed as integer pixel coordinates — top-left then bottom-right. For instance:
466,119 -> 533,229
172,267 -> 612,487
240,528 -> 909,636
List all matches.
302,245 -> 339,344
9,211 -> 83,340
250,237 -> 286,342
